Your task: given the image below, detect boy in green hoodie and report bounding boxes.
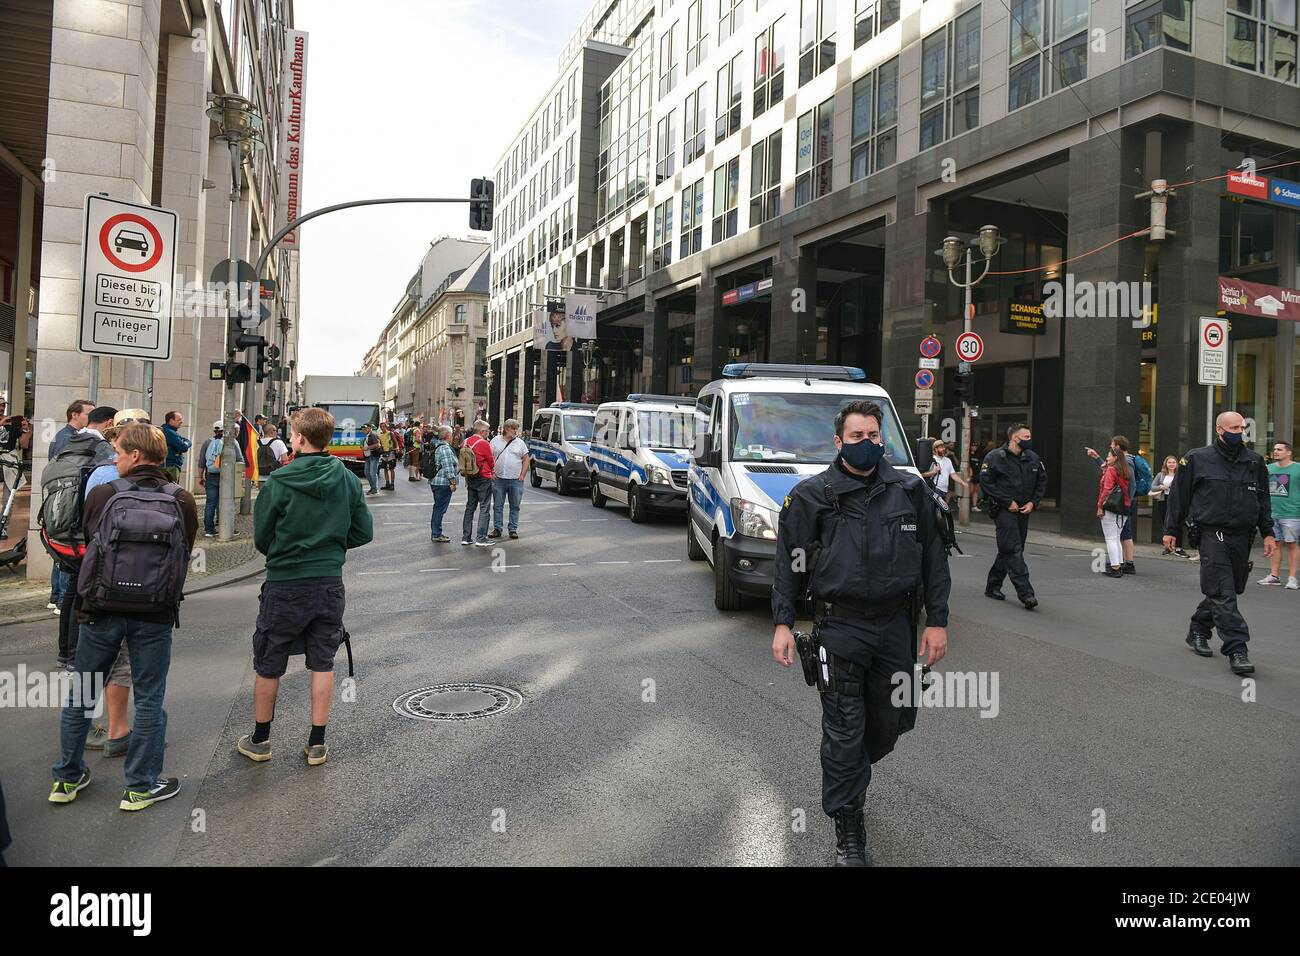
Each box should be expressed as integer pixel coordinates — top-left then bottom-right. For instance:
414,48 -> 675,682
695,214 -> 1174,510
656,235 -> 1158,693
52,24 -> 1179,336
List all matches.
238,407 -> 373,766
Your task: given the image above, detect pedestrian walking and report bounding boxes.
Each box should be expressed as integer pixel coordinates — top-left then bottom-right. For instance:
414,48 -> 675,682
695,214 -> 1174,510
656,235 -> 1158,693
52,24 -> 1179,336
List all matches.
1097,448 -> 1133,578
201,421 -> 244,537
460,419 -> 496,547
771,400 -> 951,866
256,424 -> 289,480
489,418 -> 530,540
1086,435 -> 1150,574
423,424 -> 460,542
378,421 -> 398,490
979,424 -> 1046,609
923,440 -> 967,509
361,423 -> 381,495
1164,411 -> 1275,675
1150,456 -> 1190,558
161,410 -> 191,484
1258,440 -> 1300,589
48,422 -> 198,811
237,407 -> 373,767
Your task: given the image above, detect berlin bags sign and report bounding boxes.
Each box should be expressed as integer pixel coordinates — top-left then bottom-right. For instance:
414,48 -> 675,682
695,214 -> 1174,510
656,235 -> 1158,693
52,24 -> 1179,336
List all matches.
277,30 -> 308,250
1218,275 -> 1300,321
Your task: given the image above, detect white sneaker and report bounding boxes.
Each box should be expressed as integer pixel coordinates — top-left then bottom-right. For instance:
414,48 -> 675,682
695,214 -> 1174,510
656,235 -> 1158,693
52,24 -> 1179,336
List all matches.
46,602 -> 58,610
1257,574 -> 1282,586
1287,578 -> 1299,591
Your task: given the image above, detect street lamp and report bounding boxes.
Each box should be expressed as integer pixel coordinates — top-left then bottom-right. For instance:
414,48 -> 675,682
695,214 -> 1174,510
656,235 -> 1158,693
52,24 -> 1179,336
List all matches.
934,224 -> 1002,527
207,93 -> 263,540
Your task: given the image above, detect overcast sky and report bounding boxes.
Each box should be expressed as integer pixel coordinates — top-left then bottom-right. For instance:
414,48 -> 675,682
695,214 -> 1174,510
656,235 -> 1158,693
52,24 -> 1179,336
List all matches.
294,0 -> 592,375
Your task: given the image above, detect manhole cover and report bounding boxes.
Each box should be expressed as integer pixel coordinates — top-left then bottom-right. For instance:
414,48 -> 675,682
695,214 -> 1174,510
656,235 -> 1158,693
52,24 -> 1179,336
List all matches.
392,683 -> 522,722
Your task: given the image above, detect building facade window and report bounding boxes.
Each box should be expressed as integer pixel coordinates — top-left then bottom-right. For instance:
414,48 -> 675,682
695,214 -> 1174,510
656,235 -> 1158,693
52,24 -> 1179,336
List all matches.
657,110 -> 677,183
653,197 -> 674,271
795,96 -> 833,207
563,199 -> 574,245
719,0 -> 745,43
1226,0 -> 1298,83
1125,0 -> 1192,58
750,129 -> 782,227
799,0 -> 837,86
919,7 -> 981,151
565,134 -> 576,184
567,69 -> 578,122
715,54 -> 742,142
854,0 -> 901,47
684,84 -> 708,164
550,210 -> 560,258
849,57 -> 898,181
687,1 -> 709,74
455,304 -> 467,324
595,31 -> 653,226
753,15 -> 786,118
660,23 -> 679,97
711,156 -> 740,243
1008,0 -> 1092,110
680,179 -> 704,258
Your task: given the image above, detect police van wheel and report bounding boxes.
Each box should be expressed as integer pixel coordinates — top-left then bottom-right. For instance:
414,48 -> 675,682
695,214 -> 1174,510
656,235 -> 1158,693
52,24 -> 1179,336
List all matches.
628,484 -> 647,523
556,469 -> 570,496
686,518 -> 705,561
590,476 -> 607,508
713,537 -> 744,611
530,468 -> 542,488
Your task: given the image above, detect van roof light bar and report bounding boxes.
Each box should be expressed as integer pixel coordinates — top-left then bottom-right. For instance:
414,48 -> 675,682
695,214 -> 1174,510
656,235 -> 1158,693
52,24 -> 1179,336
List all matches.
549,402 -> 597,410
721,363 -> 867,382
626,393 -> 696,406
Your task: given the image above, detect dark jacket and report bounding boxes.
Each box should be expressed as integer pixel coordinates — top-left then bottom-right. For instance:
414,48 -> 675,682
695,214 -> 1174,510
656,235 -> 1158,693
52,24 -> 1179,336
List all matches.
80,464 -> 199,623
772,459 -> 951,629
162,423 -> 192,469
979,444 -> 1047,510
56,430 -> 117,470
254,451 -> 373,581
1165,439 -> 1273,538
49,423 -> 78,458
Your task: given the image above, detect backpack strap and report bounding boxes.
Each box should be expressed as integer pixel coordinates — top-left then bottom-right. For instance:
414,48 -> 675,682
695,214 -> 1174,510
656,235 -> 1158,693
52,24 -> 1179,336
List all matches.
818,475 -> 841,514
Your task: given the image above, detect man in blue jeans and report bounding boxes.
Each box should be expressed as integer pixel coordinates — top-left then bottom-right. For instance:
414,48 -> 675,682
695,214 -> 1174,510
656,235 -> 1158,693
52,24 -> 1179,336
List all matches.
49,423 -> 199,811
201,421 -> 243,536
489,418 -> 531,540
426,425 -> 460,542
461,420 -> 496,546
362,423 -> 381,496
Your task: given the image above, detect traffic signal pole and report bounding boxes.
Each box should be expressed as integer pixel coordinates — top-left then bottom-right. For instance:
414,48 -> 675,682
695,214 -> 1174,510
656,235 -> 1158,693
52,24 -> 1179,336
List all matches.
219,140 -> 241,542
959,249 -> 973,528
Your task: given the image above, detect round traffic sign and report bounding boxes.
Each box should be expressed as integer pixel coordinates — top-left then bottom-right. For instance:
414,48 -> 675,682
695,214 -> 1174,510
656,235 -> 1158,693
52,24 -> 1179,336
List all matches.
956,331 -> 984,363
99,213 -> 165,273
919,335 -> 942,359
914,369 -> 935,389
1203,321 -> 1225,348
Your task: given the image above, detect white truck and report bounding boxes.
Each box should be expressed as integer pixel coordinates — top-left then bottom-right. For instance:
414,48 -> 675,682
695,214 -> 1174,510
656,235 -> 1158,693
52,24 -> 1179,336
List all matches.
297,374 -> 383,473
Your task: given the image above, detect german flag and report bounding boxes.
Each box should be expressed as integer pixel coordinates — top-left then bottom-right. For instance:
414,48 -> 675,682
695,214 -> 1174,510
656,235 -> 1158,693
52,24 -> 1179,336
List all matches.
236,413 -> 259,482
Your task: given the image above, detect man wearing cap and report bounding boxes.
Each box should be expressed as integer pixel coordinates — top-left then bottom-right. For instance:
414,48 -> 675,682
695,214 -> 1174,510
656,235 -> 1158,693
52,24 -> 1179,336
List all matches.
199,420 -> 243,537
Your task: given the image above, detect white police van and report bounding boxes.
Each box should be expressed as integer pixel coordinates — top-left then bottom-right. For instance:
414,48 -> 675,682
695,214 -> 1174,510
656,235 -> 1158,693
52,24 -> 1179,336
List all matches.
686,364 -> 917,610
528,402 -> 596,495
587,394 -> 695,522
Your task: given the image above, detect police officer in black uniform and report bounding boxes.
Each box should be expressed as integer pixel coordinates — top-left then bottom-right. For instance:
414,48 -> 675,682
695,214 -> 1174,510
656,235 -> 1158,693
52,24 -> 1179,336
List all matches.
772,400 -> 951,867
979,423 -> 1046,609
1163,411 -> 1275,676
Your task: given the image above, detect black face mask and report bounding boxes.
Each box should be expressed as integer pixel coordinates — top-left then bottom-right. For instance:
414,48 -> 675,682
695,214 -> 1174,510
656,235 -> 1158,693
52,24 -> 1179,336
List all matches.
1219,430 -> 1243,447
839,438 -> 885,472
1017,439 -> 1034,454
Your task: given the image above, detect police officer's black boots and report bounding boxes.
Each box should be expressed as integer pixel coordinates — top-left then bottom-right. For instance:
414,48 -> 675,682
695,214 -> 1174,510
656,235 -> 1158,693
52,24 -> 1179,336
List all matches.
1185,631 -> 1213,657
1229,649 -> 1255,675
833,802 -> 868,867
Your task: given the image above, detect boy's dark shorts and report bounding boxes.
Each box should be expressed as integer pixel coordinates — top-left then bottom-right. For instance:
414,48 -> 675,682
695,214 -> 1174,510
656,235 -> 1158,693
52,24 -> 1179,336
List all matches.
252,577 -> 346,678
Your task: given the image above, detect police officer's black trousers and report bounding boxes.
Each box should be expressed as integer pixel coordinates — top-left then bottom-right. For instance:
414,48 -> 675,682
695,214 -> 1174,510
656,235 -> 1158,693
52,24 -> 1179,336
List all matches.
1190,529 -> 1252,655
986,509 -> 1034,599
817,609 -> 915,817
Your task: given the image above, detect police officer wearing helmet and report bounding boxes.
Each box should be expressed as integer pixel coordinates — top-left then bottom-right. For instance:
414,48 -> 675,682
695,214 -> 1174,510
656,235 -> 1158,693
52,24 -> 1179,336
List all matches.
771,400 -> 951,867
1164,411 -> 1275,676
979,424 -> 1046,609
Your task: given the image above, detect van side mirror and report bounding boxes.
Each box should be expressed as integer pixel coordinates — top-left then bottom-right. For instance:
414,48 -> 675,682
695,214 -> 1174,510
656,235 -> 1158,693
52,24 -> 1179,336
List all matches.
915,438 -> 935,474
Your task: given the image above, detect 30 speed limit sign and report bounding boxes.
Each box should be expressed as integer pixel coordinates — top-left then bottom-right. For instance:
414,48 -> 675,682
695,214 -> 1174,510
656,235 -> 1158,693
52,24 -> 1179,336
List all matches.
956,331 -> 984,363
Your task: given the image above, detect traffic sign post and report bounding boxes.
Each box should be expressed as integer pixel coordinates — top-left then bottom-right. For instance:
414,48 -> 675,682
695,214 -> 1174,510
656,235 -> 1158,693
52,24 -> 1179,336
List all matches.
79,194 -> 178,360
956,331 -> 985,363
1198,317 -> 1228,444
914,369 -> 935,390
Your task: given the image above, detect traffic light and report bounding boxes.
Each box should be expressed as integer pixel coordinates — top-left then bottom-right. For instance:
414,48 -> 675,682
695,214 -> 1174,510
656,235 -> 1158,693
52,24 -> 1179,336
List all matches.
469,178 -> 494,231
255,347 -> 272,383
954,367 -> 974,404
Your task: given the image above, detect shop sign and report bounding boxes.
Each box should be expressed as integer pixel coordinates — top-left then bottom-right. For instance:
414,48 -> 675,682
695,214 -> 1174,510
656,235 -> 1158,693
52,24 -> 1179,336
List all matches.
1000,298 -> 1046,335
1218,276 -> 1300,321
1226,170 -> 1269,201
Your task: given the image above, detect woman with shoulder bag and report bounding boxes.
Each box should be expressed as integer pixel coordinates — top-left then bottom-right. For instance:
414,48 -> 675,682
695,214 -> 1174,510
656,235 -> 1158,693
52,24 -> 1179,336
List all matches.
1097,448 -> 1132,578
1149,455 -> 1191,558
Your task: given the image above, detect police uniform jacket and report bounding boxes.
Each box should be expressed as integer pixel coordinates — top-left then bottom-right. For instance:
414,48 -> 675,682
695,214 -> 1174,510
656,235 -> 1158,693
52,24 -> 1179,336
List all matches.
1164,441 -> 1273,538
979,445 -> 1047,509
772,458 -> 951,629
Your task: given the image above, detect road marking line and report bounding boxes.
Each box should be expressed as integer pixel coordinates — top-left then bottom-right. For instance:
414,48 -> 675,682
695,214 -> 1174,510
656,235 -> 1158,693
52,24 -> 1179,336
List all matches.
416,568 -> 460,573
357,570 -> 402,575
643,559 -> 680,563
596,560 -> 629,564
536,562 -> 576,567
580,518 -> 607,522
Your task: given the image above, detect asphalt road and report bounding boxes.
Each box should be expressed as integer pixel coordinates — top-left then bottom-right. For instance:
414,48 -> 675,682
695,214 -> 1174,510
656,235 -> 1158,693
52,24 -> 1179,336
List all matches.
3,473 -> 1298,866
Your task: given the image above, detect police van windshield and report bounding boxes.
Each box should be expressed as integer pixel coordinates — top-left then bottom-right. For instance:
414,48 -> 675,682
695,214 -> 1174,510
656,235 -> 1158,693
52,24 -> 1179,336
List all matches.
562,415 -> 594,441
636,410 -> 693,449
728,393 -> 911,466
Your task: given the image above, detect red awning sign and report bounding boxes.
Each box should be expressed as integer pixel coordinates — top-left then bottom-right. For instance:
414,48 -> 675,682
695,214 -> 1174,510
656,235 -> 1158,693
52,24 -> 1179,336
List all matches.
1218,275 -> 1300,321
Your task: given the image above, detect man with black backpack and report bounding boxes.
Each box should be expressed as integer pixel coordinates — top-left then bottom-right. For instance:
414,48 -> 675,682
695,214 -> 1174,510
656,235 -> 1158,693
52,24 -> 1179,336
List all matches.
41,405 -> 117,669
257,424 -> 289,480
49,423 -> 198,811
423,424 -> 460,542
